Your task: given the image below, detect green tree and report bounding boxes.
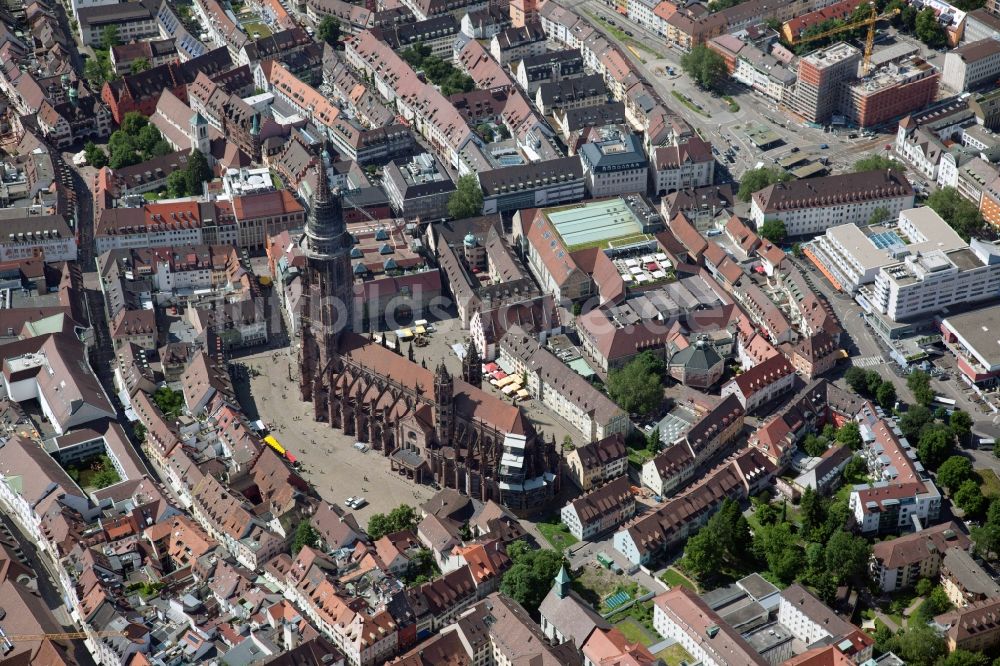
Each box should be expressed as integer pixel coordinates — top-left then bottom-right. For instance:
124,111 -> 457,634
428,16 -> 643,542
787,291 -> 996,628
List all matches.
868,206 -> 891,225
167,170 -> 189,198
843,455 -> 868,483
499,542 -> 564,617
915,7 -> 947,47
956,479 -> 988,518
679,44 -> 727,90
845,367 -> 869,395
973,500 -> 1000,557
447,174 -> 483,220
899,404 -> 933,442
759,219 -> 787,244
937,455 -> 975,493
799,487 -> 826,537
941,651 -> 990,666
152,386 -> 185,417
737,167 -> 791,202
801,433 -> 828,458
865,370 -> 883,396
130,57 -> 150,73
824,530 -> 870,584
918,424 -> 954,470
915,577 -> 934,596
367,504 -> 418,540
137,124 -> 164,157
184,149 -> 213,196
927,187 -> 985,240
951,410 -> 973,445
84,141 -> 108,168
84,58 -> 109,86
908,370 -> 935,407
120,111 -> 149,137
835,422 -> 862,450
853,154 -> 906,172
606,351 -> 664,414
882,624 -> 948,666
876,381 -> 897,410
753,522 -> 804,585
291,521 -> 320,554
913,585 -> 952,622
101,25 -> 120,49
317,16 -> 341,47
683,528 -> 722,579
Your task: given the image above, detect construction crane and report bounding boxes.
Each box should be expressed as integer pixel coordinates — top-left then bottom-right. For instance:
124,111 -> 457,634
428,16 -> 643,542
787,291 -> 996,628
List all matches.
789,3 -> 902,76
1,630 -> 128,642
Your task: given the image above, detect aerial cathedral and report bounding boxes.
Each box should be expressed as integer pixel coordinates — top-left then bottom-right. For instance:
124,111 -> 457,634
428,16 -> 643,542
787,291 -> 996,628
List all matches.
297,163 -> 559,512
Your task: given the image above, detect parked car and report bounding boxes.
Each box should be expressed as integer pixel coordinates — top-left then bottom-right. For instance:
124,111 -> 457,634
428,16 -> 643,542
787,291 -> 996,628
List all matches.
351,497 -> 368,509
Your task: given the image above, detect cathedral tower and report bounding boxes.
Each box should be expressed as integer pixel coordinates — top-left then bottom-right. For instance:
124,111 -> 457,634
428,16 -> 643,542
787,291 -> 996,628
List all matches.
298,160 -> 353,404
434,362 -> 454,444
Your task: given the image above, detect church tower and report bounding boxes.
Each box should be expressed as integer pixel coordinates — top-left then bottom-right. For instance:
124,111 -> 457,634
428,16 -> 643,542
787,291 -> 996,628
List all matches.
462,339 -> 482,387
298,159 -> 353,404
190,112 -> 210,155
434,362 -> 454,444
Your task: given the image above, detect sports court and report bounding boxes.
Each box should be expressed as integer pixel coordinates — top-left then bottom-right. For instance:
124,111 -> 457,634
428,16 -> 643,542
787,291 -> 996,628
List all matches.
546,199 -> 646,251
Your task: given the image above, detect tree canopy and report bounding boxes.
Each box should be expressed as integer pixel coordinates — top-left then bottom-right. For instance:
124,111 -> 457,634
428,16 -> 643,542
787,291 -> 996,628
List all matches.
317,16 -> 342,48
447,175 -> 483,220
737,167 -> 791,202
907,370 -> 935,407
292,521 -> 320,554
938,456 -> 975,493
682,499 -> 750,580
367,504 -> 418,540
679,44 -> 727,90
499,542 -> 564,617
760,219 -> 787,244
606,351 -> 664,415
926,187 -> 985,241
854,154 -> 906,173
915,7 -> 947,47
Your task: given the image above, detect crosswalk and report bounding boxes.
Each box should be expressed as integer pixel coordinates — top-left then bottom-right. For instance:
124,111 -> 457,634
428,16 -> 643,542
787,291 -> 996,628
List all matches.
851,356 -> 884,368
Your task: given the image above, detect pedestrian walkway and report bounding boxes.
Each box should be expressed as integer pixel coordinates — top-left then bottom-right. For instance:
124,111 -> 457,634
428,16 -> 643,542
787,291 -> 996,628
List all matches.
851,356 -> 883,368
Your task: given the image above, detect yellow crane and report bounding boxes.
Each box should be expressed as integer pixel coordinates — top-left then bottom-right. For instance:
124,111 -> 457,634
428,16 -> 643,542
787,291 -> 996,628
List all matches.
789,3 -> 902,76
1,630 -> 128,641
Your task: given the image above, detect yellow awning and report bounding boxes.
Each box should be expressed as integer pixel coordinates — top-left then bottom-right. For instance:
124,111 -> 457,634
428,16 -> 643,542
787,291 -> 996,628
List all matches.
414,326 -> 426,335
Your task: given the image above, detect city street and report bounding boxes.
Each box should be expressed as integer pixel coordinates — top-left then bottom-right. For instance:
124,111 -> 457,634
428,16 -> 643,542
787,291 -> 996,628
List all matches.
0,514 -> 97,666
569,0 -> 891,178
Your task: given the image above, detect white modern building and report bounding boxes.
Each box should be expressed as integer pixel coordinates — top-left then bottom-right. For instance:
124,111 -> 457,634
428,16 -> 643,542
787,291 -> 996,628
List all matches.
872,237 -> 1000,321
803,207 -> 968,294
942,39 -> 1000,92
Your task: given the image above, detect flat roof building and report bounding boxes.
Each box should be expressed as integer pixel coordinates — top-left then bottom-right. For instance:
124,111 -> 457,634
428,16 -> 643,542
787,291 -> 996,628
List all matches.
942,302 -> 1000,385
843,57 -> 940,128
804,206 -> 967,293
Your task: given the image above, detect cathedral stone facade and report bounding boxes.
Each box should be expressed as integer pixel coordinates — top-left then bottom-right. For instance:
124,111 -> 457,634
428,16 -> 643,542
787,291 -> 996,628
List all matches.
297,164 -> 559,512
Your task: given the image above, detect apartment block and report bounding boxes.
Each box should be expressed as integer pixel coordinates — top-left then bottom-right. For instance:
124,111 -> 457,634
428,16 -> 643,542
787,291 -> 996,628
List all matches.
750,170 -> 914,237
943,39 -> 1000,91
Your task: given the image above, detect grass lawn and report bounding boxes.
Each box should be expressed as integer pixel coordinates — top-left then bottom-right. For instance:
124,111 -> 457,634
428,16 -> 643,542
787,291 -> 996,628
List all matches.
573,564 -> 645,610
660,567 -> 697,592
537,518 -> 578,551
580,9 -> 663,60
978,468 -> 1000,497
671,90 -> 711,118
142,191 -> 162,201
614,616 -> 656,646
722,95 -> 740,112
656,644 -> 694,666
243,21 -> 272,38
